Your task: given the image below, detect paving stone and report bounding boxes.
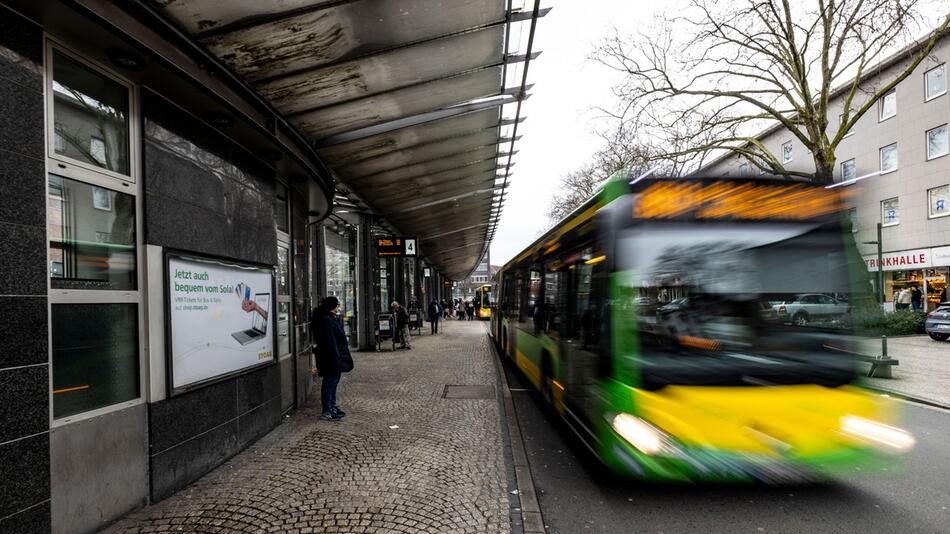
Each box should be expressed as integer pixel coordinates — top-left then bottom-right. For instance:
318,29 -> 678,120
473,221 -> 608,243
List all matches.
105,321 -> 510,533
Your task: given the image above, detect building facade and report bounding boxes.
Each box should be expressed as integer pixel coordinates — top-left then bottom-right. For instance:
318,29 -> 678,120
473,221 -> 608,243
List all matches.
701,35 -> 950,310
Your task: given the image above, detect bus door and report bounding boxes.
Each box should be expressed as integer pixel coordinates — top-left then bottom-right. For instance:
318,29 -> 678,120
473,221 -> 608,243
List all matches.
561,248 -> 606,426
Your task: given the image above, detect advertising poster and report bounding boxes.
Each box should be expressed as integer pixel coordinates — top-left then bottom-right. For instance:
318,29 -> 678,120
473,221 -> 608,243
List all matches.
167,254 -> 275,392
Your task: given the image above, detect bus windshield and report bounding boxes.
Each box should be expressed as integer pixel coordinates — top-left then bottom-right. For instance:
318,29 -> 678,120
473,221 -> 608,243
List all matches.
616,221 -> 869,390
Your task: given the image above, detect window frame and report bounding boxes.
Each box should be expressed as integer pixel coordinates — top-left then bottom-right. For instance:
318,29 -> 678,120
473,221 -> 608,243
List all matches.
928,185 -> 950,220
878,90 -> 897,122
881,197 -> 900,227
879,143 -> 898,174
781,141 -> 793,164
45,39 -> 146,427
45,43 -> 136,184
925,63 -> 947,102
926,124 -> 949,161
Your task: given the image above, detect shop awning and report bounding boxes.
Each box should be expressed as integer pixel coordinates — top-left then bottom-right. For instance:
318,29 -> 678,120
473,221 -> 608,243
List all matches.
150,0 -> 545,280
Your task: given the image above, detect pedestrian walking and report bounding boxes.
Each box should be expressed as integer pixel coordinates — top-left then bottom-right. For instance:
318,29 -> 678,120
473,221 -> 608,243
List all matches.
311,296 -> 353,421
466,299 -> 475,320
428,297 -> 441,334
392,301 -> 412,349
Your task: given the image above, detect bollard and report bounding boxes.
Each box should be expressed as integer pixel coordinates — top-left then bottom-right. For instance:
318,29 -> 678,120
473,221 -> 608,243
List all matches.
871,334 -> 893,379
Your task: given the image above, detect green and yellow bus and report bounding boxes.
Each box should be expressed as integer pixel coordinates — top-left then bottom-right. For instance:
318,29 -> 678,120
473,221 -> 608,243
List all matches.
491,175 -> 913,482
475,284 -> 493,320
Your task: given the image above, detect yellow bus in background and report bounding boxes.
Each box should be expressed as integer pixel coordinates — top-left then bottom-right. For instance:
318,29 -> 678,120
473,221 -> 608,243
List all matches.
475,284 -> 492,320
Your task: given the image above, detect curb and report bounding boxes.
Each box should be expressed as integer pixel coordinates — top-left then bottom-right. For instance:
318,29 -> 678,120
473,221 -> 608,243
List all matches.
489,328 -> 546,534
863,384 -> 950,411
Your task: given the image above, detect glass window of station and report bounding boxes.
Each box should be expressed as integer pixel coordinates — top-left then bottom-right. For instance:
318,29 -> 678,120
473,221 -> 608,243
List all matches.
46,45 -> 142,422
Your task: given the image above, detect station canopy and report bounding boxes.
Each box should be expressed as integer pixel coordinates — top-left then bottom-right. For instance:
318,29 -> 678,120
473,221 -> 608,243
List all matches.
152,0 -> 544,280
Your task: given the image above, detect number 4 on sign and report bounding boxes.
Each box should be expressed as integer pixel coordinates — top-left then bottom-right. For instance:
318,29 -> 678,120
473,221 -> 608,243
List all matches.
405,239 -> 416,255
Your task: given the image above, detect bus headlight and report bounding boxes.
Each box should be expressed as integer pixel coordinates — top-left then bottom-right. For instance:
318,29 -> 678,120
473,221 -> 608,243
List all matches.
610,413 -> 681,456
839,415 -> 915,451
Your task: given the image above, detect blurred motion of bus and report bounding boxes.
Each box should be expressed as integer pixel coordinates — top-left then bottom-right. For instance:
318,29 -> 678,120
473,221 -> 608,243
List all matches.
475,284 -> 492,320
491,175 -> 914,483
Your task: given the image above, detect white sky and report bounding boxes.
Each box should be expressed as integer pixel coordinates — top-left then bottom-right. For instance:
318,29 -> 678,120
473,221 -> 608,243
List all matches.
486,0 -> 948,266
489,1 -> 658,265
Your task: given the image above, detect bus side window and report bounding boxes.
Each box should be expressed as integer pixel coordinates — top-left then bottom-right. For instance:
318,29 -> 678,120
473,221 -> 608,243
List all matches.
572,263 -> 593,342
527,268 -> 542,333
590,260 -> 611,376
543,264 -> 564,334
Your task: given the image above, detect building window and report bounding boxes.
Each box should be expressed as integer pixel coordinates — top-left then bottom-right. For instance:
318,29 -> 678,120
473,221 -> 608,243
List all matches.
879,90 -> 896,121
781,141 -> 793,163
927,124 -> 949,160
92,186 -> 112,211
50,49 -> 130,176
738,162 -> 751,176
51,303 -> 139,419
879,143 -> 898,173
839,112 -> 855,137
926,64 -> 946,101
48,175 -> 136,290
840,159 -> 856,182
846,207 -> 858,233
881,197 -> 899,226
929,185 -> 949,219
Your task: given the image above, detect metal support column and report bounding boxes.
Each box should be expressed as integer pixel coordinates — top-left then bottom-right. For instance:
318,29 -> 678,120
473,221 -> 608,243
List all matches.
356,212 -> 377,351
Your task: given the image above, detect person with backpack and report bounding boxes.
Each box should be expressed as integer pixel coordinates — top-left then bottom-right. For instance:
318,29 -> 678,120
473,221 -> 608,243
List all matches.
428,298 -> 441,334
311,296 -> 354,421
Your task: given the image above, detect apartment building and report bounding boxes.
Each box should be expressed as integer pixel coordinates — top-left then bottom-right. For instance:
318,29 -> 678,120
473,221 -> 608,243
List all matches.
701,35 -> 950,311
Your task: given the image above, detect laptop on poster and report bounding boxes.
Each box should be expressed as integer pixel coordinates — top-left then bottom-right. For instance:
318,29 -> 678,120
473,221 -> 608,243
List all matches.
232,293 -> 270,345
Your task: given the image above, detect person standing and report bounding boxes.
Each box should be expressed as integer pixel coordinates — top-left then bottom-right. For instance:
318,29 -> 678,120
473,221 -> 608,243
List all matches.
897,287 -> 912,310
392,301 -> 412,349
312,296 -> 353,421
428,297 -> 441,334
466,299 -> 475,320
911,284 -> 923,312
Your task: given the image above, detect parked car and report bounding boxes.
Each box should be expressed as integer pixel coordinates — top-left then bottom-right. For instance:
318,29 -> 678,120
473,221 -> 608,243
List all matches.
925,304 -> 950,341
773,293 -> 850,326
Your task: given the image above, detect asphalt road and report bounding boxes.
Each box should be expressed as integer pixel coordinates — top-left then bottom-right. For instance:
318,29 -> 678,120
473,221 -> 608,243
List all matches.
504,362 -> 950,534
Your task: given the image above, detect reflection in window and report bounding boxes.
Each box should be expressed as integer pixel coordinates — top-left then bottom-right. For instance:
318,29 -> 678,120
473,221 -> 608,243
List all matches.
278,302 -> 291,356
782,141 -> 793,163
51,50 -> 129,175
840,159 -> 856,183
48,174 -> 136,290
52,303 -> 139,419
927,125 -> 948,160
880,143 -> 898,173
879,91 -> 896,121
926,64 -> 946,101
278,245 -> 290,295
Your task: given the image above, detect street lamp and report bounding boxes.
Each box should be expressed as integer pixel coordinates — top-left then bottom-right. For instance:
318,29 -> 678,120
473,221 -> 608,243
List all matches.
861,222 -> 884,305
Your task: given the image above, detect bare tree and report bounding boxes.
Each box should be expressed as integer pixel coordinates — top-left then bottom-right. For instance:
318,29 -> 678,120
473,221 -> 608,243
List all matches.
595,0 -> 950,183
546,130 -> 658,224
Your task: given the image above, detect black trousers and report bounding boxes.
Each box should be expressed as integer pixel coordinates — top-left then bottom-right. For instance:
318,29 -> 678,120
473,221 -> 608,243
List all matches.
430,318 -> 438,334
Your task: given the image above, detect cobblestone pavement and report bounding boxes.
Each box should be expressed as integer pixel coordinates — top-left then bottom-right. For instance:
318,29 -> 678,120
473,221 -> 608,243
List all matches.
860,334 -> 950,407
106,320 -> 510,534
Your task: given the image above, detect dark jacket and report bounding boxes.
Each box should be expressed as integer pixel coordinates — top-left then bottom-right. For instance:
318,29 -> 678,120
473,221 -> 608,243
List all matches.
428,300 -> 441,320
312,309 -> 353,377
394,306 -> 410,328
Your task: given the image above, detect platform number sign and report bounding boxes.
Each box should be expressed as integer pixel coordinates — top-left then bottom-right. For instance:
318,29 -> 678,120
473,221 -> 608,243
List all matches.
376,236 -> 419,257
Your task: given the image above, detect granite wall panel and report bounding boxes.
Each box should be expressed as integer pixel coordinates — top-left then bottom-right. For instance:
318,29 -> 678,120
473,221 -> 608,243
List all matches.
0,6 -> 51,530
141,92 -> 282,503
0,365 -> 48,444
0,295 -> 48,369
0,433 -> 50,519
